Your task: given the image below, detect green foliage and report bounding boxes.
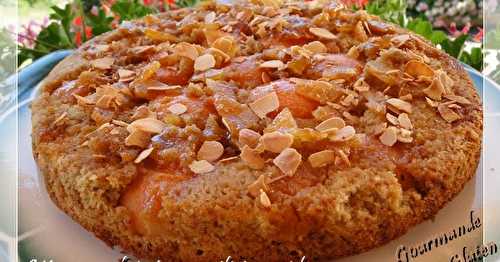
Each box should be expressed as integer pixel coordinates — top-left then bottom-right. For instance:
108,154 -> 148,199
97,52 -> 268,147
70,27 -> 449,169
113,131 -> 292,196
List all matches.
365,0 -> 407,26
175,0 -> 199,8
111,0 -> 156,22
86,9 -> 114,36
0,28 -> 16,81
406,17 -> 447,45
486,24 -> 500,49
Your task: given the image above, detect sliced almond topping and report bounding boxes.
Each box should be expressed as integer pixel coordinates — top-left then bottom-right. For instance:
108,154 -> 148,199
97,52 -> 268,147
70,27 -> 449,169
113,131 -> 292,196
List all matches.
386,113 -> 399,126
309,27 -> 337,40
315,117 -> 345,132
134,147 -> 154,164
398,113 -> 413,130
397,128 -> 413,143
353,78 -> 370,92
391,34 -> 411,47
423,76 -> 445,101
249,91 -> 280,118
204,11 -> 217,23
303,41 -> 327,53
386,98 -> 412,114
273,148 -> 302,176
248,175 -> 268,198
308,150 -> 335,168
111,119 -> 129,127
379,126 -> 398,146
125,129 -> 151,148
259,60 -> 284,69
336,149 -> 351,166
403,60 -> 434,79
194,54 -> 216,71
167,103 -> 188,115
118,69 -> 136,82
189,160 -> 215,174
240,145 -> 266,170
96,95 -> 114,109
128,118 -> 166,134
260,131 -> 294,153
197,141 -> 224,162
147,84 -> 182,91
91,57 -> 114,70
444,94 -> 471,105
175,42 -> 200,60
73,94 -> 95,105
425,97 -> 439,107
329,126 -> 356,142
239,129 -> 261,148
438,103 -> 462,123
259,190 -> 271,208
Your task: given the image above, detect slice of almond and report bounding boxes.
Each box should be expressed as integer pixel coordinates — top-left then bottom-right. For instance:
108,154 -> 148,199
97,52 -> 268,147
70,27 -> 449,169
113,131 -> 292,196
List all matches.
91,57 -> 114,70
273,148 -> 302,176
259,190 -> 272,208
240,145 -> 266,170
423,76 -> 445,101
386,98 -> 412,114
134,147 -> 154,164
438,103 -> 462,123
398,113 -> 413,130
197,141 -> 224,162
125,129 -> 151,148
379,126 -> 398,146
386,113 -> 399,126
443,94 -> 471,105
127,118 -> 166,134
315,117 -> 345,132
168,103 -> 188,115
260,131 -> 294,153
303,41 -> 327,54
309,27 -> 337,40
239,129 -> 261,148
329,126 -> 356,142
249,91 -> 280,118
194,54 -> 216,71
118,69 -> 136,82
189,160 -> 215,174
308,150 -> 335,168
259,60 -> 284,69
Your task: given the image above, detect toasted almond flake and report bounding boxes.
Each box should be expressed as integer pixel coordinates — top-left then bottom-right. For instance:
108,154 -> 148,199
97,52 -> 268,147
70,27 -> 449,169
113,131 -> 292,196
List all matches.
353,78 -> 370,92
204,11 -> 216,23
386,113 -> 399,126
379,126 -> 398,146
239,129 -> 261,148
118,69 -> 136,82
399,94 -> 413,101
391,34 -> 411,47
53,112 -> 67,125
240,145 -> 266,169
303,41 -> 327,53
315,117 -> 345,132
260,131 -> 294,153
438,103 -> 462,123
249,91 -> 280,118
448,103 -> 462,109
259,190 -> 271,208
273,148 -> 302,176
398,113 -> 413,130
134,147 -> 154,164
167,103 -> 188,115
125,129 -> 151,148
96,95 -> 114,109
93,154 -> 107,159
397,128 -> 413,143
444,94 -> 471,105
309,27 -> 337,40
175,42 -> 200,61
261,71 -> 271,83
219,156 -> 239,162
425,97 -> 439,107
189,160 -> 215,174
197,141 -> 224,162
194,54 -> 216,71
260,60 -> 285,69
91,57 -> 114,70
248,175 -> 269,198
336,149 -> 351,166
112,119 -> 129,127
147,84 -> 182,91
386,98 -> 412,114
329,126 -> 356,142
423,76 -> 445,101
308,150 -> 335,168
128,118 -> 166,134
73,94 -> 95,105
404,60 -> 434,79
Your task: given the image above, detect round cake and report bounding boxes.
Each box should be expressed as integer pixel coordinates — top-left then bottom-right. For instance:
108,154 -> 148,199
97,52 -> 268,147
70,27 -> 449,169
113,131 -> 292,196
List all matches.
32,0 -> 482,260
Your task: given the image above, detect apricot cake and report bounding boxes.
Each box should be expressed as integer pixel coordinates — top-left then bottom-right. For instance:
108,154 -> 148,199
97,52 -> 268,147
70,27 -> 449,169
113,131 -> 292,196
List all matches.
31,0 -> 482,260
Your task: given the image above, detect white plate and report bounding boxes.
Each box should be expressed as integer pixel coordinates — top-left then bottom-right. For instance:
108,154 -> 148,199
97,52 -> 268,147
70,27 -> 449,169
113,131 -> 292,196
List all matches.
11,69 -> 490,262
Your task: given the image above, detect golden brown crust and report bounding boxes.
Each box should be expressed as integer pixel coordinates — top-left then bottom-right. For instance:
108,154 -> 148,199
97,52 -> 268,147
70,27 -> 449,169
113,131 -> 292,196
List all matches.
32,0 -> 482,261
